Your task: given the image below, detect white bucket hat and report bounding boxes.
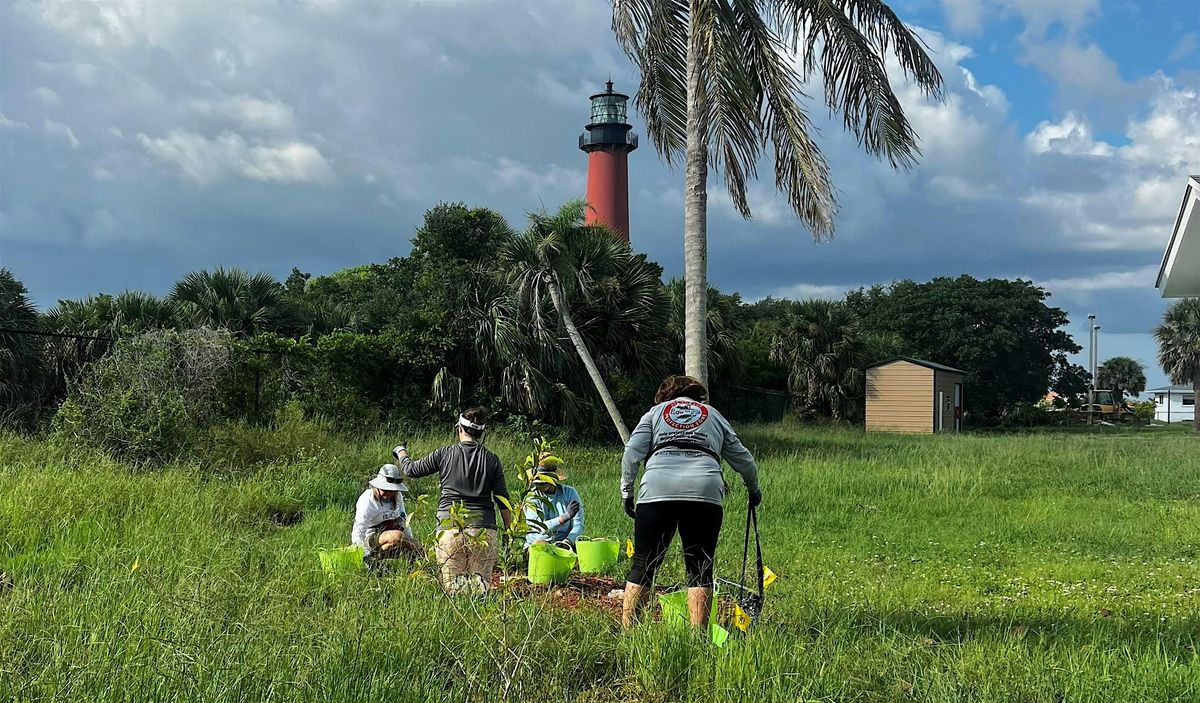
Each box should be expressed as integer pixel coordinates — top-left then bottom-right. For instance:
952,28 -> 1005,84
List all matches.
369,463 -> 408,492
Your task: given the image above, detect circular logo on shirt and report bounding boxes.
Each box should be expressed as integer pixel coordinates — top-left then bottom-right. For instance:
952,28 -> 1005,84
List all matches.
662,400 -> 709,430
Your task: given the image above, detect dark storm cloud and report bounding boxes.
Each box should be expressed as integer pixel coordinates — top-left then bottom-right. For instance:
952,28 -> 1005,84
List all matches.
1,0 -> 1195,388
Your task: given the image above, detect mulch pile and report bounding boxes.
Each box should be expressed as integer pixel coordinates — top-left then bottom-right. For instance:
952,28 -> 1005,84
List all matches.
490,572 -> 636,617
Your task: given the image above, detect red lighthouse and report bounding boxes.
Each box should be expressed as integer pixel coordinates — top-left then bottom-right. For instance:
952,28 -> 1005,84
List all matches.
580,81 -> 638,242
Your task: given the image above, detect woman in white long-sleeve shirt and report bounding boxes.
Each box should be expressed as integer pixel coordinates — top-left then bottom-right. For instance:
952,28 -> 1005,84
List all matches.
351,464 -> 422,567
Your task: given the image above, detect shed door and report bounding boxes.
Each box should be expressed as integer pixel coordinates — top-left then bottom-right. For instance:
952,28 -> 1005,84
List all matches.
954,383 -> 962,431
937,390 -> 944,432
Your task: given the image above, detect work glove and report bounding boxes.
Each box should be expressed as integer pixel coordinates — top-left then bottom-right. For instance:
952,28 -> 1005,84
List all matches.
623,496 -> 636,520
748,487 -> 763,509
563,501 -> 581,519
392,444 -> 408,461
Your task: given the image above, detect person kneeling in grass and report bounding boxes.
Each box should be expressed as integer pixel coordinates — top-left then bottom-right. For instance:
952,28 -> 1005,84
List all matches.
351,464 -> 423,569
523,453 -> 584,551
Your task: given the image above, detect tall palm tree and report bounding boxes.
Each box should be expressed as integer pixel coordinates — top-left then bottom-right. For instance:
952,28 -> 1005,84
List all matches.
613,0 -> 943,385
504,200 -> 667,442
170,268 -> 288,336
1154,298 -> 1200,432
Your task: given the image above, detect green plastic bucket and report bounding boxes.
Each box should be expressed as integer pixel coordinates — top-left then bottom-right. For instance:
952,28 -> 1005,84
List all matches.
658,589 -> 729,647
576,537 -> 620,573
527,543 -> 576,584
318,546 -> 365,574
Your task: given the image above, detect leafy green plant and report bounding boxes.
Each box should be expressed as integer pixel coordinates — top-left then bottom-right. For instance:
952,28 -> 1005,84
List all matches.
495,436 -> 559,573
1129,399 -> 1156,423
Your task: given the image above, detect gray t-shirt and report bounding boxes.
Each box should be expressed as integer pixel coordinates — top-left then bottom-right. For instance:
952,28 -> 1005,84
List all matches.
620,399 -> 759,506
400,442 -> 509,529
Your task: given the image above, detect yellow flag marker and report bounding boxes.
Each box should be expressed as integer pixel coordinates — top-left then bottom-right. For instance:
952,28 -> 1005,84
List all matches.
733,604 -> 752,632
131,558 -> 141,573
762,567 -> 777,590
626,539 -> 634,558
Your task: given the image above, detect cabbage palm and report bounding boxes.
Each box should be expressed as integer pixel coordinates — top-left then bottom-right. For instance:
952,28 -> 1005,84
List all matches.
1096,356 -> 1146,405
1154,298 -> 1200,432
170,268 -> 287,336
771,298 -> 892,421
613,0 -> 943,385
504,200 -> 667,442
1,269 -> 44,420
44,291 -> 179,339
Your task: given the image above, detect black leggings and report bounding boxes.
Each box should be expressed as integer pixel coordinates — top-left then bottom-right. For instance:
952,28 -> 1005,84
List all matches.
627,500 -> 723,588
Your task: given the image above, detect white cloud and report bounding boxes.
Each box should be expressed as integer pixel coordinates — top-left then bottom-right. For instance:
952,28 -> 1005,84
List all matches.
31,86 -> 61,106
34,59 -> 99,86
765,282 -> 853,301
137,130 -> 334,185
487,157 -> 584,197
1037,265 -> 1161,293
1167,32 -> 1198,63
92,166 -> 114,181
1025,113 -> 1114,156
190,94 -> 295,133
44,120 -> 80,149
1119,81 -> 1200,167
940,0 -> 985,35
29,0 -> 167,49
0,112 -> 29,129
1002,0 -> 1100,37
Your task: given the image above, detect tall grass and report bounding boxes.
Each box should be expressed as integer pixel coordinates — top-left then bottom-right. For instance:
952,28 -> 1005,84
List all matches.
1,423 -> 1196,702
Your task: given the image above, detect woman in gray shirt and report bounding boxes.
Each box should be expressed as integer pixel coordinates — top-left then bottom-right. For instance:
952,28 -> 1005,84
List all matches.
396,407 -> 511,595
620,375 -> 761,629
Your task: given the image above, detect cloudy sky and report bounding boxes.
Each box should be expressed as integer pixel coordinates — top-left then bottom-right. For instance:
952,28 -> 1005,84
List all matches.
1,0 -> 1197,390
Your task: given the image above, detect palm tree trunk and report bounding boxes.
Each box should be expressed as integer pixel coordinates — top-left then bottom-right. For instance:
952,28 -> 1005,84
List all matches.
544,273 -> 630,443
683,1 -> 710,386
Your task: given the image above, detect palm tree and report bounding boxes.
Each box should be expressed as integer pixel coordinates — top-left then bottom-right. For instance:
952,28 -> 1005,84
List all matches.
170,268 -> 288,336
44,290 -> 179,339
771,298 -> 898,421
504,200 -> 667,442
1,269 -> 45,423
1154,298 -> 1200,432
1096,356 -> 1146,405
613,0 -> 943,386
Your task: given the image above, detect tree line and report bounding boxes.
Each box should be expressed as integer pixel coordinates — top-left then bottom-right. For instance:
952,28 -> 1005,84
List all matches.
2,200 -> 1105,445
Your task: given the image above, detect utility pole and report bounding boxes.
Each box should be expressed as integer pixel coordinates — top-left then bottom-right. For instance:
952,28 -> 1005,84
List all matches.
1087,314 -> 1097,425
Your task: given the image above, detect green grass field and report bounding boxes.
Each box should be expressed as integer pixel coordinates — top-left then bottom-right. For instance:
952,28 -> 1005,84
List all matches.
1,422 -> 1196,702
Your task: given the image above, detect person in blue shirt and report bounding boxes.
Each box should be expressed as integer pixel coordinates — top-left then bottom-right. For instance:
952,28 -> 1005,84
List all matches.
523,453 -> 584,550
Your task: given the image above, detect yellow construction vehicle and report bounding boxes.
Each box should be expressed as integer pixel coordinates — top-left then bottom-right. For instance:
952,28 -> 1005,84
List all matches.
1083,390 -> 1134,422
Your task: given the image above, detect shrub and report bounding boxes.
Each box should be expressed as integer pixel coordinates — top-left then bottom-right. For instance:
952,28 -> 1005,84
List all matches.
1130,399 -> 1156,423
197,401 -> 344,472
53,329 -> 233,464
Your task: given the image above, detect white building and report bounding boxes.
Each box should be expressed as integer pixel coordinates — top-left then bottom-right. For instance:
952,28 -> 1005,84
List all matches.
1150,385 -> 1195,424
1157,175 -> 1200,297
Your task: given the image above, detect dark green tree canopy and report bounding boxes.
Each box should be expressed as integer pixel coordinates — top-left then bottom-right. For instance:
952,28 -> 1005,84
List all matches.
847,276 -> 1080,419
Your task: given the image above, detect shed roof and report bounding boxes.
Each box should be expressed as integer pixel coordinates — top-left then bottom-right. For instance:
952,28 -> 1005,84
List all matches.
1148,384 -> 1193,392
866,356 -> 965,374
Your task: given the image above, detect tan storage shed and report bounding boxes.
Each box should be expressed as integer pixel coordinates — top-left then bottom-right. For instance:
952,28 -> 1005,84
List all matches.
865,357 -> 964,434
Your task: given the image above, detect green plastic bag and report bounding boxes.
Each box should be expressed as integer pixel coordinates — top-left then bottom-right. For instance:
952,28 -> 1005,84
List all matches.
318,545 -> 365,574
527,543 -> 576,584
658,589 -> 729,647
576,537 -> 620,573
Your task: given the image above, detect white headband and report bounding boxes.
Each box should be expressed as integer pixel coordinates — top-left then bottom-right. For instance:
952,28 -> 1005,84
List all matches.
458,415 -> 486,431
